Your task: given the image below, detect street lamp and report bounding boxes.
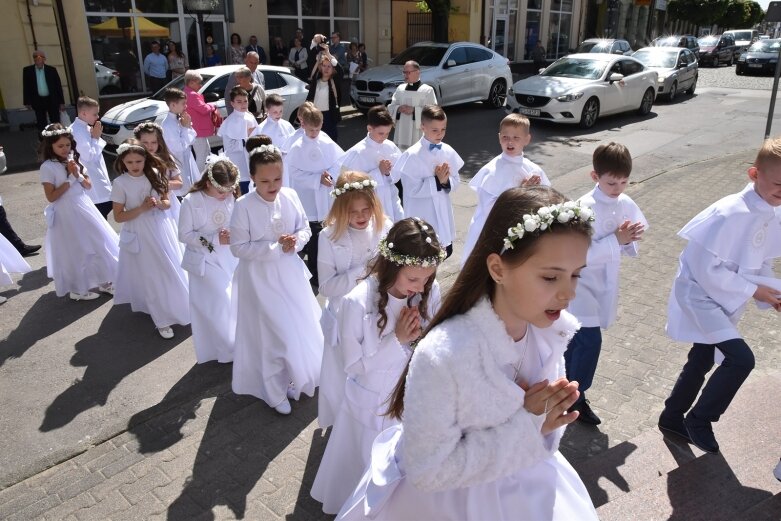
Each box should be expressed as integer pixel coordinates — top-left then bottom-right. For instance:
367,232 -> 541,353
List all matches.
184,0 -> 219,67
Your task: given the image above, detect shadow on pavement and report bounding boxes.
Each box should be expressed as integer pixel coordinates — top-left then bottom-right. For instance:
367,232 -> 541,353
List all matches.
39,304 -> 190,431
165,391 -> 317,520
287,426 -> 331,520
0,288 -> 107,367
14,266 -> 50,294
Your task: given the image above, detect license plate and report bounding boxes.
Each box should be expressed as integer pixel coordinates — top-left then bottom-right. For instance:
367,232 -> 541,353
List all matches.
359,96 -> 376,103
749,63 -> 763,68
102,135 -> 113,145
518,107 -> 541,117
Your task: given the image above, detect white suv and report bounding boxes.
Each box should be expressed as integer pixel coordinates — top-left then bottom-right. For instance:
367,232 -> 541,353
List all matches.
350,42 -> 512,112
99,65 -> 308,155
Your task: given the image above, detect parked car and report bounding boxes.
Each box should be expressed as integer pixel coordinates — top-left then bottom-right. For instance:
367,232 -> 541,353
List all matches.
505,53 -> 657,129
651,35 -> 700,59
349,41 -> 513,112
99,65 -> 308,155
94,61 -> 121,95
574,38 -> 633,55
633,47 -> 698,101
736,39 -> 781,75
697,34 -> 737,67
723,29 -> 759,59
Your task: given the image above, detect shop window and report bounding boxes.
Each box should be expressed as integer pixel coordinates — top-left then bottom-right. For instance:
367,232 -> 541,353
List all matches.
524,10 -> 542,60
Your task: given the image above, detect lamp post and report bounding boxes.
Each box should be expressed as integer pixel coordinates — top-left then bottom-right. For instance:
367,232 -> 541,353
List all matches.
184,0 -> 218,67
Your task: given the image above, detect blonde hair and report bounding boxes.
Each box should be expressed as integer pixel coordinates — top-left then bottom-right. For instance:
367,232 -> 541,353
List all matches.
500,113 -> 530,132
302,106 -> 324,127
322,171 -> 385,241
754,136 -> 781,170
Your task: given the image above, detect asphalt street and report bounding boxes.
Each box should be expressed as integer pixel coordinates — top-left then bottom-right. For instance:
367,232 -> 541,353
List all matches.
0,63 -> 780,519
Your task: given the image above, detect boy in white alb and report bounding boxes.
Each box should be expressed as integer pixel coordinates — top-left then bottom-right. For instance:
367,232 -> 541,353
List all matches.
339,105 -> 404,222
393,105 -> 462,258
218,86 -> 260,195
256,94 -> 295,149
659,137 -> 781,454
566,142 -> 647,426
461,114 -> 549,264
69,96 -> 114,219
284,107 -> 344,290
160,88 -> 200,196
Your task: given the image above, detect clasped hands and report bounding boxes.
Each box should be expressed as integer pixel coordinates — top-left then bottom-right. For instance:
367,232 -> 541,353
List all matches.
434,163 -> 450,184
519,377 -> 580,436
278,234 -> 297,253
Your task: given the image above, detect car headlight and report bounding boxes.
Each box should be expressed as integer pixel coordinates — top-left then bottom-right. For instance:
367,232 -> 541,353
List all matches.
771,59 -> 778,64
123,116 -> 156,130
555,92 -> 584,102
384,80 -> 404,89
738,55 -> 747,62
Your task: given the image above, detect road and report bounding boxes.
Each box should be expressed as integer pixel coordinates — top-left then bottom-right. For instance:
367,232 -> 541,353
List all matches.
0,63 -> 779,519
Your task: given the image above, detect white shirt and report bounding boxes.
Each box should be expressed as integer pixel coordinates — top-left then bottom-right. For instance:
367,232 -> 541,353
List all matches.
313,80 -> 331,112
69,118 -> 112,204
284,132 -> 344,221
217,110 -> 259,182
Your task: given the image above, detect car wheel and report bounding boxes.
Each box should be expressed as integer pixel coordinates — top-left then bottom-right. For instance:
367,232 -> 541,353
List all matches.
728,54 -> 734,66
668,81 -> 677,102
485,79 -> 507,109
687,75 -> 697,95
579,97 -> 599,129
736,65 -> 743,75
712,57 -> 718,67
637,88 -> 654,115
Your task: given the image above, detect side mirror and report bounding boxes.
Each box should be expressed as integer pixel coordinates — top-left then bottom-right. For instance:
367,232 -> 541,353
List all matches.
608,72 -> 624,83
613,49 -> 623,55
677,60 -> 687,69
445,59 -> 456,68
204,92 -> 219,102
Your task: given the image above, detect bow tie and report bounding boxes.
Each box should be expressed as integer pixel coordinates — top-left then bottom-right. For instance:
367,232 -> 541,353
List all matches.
429,143 -> 442,151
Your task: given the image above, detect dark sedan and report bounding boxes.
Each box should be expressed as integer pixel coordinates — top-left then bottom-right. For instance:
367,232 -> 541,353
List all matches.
736,39 -> 781,75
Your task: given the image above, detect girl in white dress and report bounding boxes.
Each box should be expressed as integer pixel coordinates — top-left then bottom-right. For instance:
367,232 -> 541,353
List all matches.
230,144 -> 323,415
338,186 -> 599,521
111,139 -> 190,339
0,232 -> 32,305
179,157 -> 240,363
317,170 -> 392,429
312,217 -> 444,514
38,124 -> 119,301
134,122 -> 184,223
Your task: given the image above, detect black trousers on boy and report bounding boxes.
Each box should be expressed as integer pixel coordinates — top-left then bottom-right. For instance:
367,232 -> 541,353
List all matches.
301,221 -> 323,294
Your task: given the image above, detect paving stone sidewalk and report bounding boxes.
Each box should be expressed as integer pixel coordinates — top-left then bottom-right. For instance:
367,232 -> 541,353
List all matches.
1,148 -> 779,520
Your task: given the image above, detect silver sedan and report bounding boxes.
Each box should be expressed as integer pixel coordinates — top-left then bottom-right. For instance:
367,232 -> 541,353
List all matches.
633,47 -> 699,101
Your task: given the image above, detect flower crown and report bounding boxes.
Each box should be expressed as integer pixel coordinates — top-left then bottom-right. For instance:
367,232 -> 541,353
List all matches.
378,236 -> 446,268
500,201 -> 595,254
205,154 -> 240,193
117,143 -> 146,155
248,144 -> 281,157
41,127 -> 72,138
134,121 -> 164,135
331,179 -> 378,198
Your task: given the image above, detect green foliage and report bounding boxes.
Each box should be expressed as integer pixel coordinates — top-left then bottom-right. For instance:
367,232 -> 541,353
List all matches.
717,0 -> 764,28
416,1 -> 431,12
668,0 -> 728,27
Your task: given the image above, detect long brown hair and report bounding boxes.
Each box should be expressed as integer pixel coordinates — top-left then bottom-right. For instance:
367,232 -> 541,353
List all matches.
113,138 -> 169,196
322,171 -> 385,241
190,159 -> 241,199
37,124 -> 86,176
364,217 -> 442,335
385,186 -> 594,419
133,122 -> 178,172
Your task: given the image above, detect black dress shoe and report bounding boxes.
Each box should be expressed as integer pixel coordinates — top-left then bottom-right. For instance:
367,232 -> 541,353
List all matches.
683,417 -> 719,454
20,244 -> 41,257
658,412 -> 691,441
570,399 -> 601,425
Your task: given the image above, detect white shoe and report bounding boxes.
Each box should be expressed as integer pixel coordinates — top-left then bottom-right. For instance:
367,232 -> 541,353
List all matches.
99,283 -> 115,296
157,326 -> 174,339
774,458 -> 781,482
273,398 -> 292,415
69,291 -> 99,301
0,296 -> 7,305
286,383 -> 296,400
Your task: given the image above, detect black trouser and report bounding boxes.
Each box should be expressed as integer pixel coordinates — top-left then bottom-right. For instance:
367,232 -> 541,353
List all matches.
663,339 -> 755,425
148,76 -> 167,94
32,97 -> 59,134
322,110 -> 338,144
0,205 -> 25,251
94,201 -> 113,220
301,220 -> 323,293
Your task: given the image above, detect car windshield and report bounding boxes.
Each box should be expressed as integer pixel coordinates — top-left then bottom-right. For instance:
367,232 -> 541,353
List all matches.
730,31 -> 753,41
149,74 -> 214,100
541,58 -> 607,79
748,40 -> 781,53
633,51 -> 677,68
389,46 -> 448,66
654,37 -> 680,47
575,41 -> 612,53
698,36 -> 719,46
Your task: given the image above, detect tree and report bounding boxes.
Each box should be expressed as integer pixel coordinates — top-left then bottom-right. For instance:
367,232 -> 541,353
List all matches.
667,0 -> 728,28
424,0 -> 450,43
716,0 -> 765,28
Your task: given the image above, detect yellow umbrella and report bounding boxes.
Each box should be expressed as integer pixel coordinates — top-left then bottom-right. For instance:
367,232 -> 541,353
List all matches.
90,14 -> 170,38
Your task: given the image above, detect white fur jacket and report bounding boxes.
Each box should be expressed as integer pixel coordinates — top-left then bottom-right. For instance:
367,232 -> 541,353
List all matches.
402,297 -> 580,492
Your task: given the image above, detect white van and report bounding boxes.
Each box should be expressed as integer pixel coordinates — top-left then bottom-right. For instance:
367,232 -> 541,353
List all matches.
724,29 -> 759,58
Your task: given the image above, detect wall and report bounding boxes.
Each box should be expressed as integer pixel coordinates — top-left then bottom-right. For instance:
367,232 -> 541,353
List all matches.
232,1 -> 269,54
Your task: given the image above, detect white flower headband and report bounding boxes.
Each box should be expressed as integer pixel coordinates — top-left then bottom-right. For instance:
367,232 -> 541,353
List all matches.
331,179 -> 378,198
134,121 -> 164,134
501,201 -> 595,254
205,154 -> 240,193
116,143 -> 147,155
248,144 -> 281,157
41,127 -> 71,138
378,231 -> 446,269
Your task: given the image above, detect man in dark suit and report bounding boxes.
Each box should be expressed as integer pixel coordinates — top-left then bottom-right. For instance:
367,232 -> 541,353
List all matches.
245,35 -> 267,65
22,50 -> 65,134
